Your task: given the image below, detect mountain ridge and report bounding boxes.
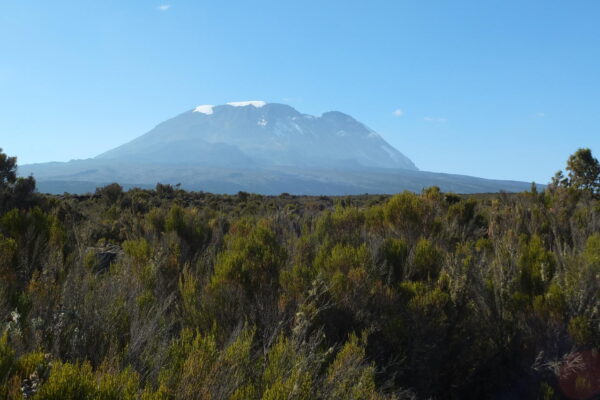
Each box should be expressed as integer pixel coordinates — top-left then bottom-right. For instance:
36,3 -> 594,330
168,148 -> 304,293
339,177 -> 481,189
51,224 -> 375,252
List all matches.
19,101 -> 540,195
96,101 -> 418,170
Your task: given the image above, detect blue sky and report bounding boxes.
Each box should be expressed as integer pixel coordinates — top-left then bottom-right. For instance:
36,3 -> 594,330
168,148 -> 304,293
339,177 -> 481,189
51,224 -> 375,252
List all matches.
1,0 -> 599,183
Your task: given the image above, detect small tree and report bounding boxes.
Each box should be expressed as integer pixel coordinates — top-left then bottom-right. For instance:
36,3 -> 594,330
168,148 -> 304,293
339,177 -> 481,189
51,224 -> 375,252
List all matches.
566,148 -> 600,193
95,182 -> 123,203
551,148 -> 600,197
0,148 -> 36,212
0,150 -> 17,189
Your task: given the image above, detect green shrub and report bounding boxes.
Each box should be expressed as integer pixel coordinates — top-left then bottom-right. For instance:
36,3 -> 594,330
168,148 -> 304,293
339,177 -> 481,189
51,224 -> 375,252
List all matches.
0,333 -> 16,393
262,336 -> 315,400
381,237 -> 408,283
410,239 -> 442,282
324,333 -> 384,400
568,316 -> 594,346
315,206 -> 365,246
314,243 -> 373,303
34,361 -> 96,400
211,221 -> 286,294
383,191 -> 430,239
165,205 -> 186,235
583,233 -> 600,267
518,235 -> 555,297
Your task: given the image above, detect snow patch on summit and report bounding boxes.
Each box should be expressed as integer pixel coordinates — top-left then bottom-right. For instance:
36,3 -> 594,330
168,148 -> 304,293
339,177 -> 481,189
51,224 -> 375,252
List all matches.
227,101 -> 266,108
193,105 -> 214,115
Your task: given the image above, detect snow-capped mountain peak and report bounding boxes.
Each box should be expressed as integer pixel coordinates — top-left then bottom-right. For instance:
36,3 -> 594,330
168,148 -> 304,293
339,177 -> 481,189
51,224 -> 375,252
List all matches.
97,102 -> 417,170
193,105 -> 214,115
226,100 -> 267,108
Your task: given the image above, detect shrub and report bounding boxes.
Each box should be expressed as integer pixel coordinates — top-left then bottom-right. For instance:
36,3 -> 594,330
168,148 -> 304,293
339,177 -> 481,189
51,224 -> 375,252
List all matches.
34,361 -> 96,400
95,183 -> 124,204
381,237 -> 408,283
383,191 -> 430,240
410,239 -> 442,282
518,235 -> 555,297
324,333 -> 383,400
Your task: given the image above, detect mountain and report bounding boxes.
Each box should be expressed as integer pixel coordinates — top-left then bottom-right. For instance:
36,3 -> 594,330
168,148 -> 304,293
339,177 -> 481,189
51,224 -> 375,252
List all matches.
96,101 -> 417,170
19,101 -> 538,195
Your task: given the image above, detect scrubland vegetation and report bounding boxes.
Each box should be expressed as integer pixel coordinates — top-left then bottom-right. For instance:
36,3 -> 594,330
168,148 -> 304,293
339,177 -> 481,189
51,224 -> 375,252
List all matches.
1,148 -> 599,399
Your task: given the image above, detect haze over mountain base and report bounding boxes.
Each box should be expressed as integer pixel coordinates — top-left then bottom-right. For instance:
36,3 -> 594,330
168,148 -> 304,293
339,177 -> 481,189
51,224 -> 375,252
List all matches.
21,161 -> 536,195
19,101 -> 539,194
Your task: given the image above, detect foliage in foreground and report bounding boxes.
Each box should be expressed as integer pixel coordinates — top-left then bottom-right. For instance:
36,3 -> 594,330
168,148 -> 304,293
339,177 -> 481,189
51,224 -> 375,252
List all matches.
0,148 -> 600,399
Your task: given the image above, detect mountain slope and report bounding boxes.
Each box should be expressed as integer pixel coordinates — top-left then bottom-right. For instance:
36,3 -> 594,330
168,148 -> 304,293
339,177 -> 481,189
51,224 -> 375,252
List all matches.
96,101 -> 417,170
21,161 -> 539,195
19,101 -> 539,195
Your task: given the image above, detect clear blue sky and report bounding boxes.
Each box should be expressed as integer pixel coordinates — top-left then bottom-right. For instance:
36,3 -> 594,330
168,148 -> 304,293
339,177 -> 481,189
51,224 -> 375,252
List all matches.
1,1 -> 599,183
